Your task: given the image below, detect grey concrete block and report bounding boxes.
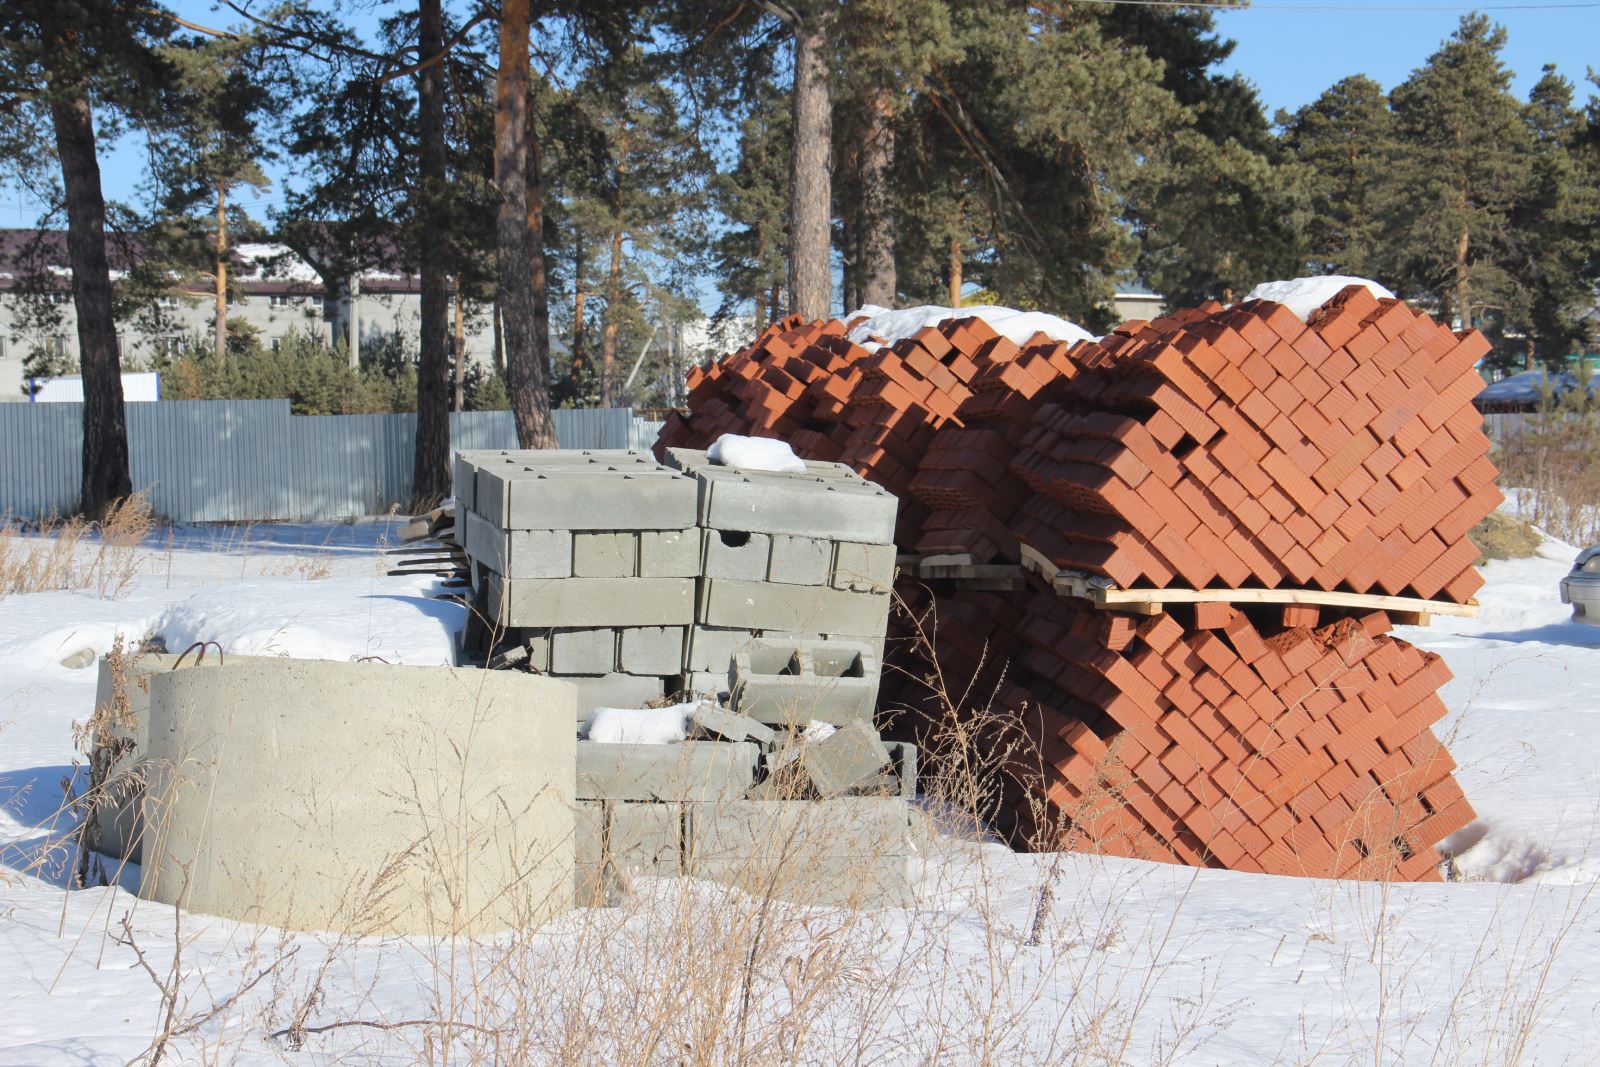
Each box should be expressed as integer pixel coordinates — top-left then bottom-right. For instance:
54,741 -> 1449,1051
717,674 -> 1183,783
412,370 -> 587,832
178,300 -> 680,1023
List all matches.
699,579 -> 890,638
487,575 -> 695,628
577,740 -> 760,802
696,470 -> 898,542
619,626 -> 686,676
689,705 -> 778,749
639,528 -> 702,577
453,454 -> 477,514
703,529 -> 771,580
552,628 -> 617,674
465,510 -> 574,578
684,798 -> 911,908
685,625 -> 766,674
558,672 -> 666,719
859,741 -> 916,800
800,719 -> 892,798
832,541 -> 897,594
729,639 -> 881,725
573,531 -> 638,577
679,671 -> 731,701
609,802 -> 682,878
768,535 -> 832,586
575,800 -> 606,906
662,447 -> 861,482
500,467 -> 699,531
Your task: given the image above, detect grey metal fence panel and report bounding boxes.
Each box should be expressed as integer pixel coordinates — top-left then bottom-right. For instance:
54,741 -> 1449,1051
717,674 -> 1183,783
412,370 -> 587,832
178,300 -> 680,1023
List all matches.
0,400 -> 641,522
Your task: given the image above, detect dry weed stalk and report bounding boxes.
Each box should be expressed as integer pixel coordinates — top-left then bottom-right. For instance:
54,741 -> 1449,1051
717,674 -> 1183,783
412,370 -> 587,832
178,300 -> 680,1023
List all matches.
0,492 -> 154,599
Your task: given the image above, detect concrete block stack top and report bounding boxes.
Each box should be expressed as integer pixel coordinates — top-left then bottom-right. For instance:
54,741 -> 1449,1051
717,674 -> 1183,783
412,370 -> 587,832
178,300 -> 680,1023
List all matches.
659,445 -> 899,702
454,449 -> 701,632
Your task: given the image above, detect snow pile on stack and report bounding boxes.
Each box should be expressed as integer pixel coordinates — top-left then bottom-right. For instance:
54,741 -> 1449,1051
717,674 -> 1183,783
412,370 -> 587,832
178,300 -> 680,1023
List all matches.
658,281 -> 1499,881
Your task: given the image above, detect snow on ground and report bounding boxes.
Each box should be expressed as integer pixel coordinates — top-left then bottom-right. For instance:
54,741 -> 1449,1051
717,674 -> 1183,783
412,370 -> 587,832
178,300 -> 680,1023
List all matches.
845,303 -> 1097,350
3,524 -> 1600,1063
1243,276 -> 1397,321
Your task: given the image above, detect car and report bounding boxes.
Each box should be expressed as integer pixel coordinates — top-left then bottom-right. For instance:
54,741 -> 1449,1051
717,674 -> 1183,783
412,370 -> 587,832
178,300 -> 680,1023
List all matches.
1559,546 -> 1600,624
1475,369 -> 1577,412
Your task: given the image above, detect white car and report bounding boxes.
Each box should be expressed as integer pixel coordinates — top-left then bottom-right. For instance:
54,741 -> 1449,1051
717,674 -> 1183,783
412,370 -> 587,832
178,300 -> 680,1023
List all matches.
1559,547 -> 1600,624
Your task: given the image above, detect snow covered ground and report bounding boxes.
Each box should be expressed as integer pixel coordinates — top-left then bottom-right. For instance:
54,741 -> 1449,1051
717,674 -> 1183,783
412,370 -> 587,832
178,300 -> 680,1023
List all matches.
2,523 -> 1598,1064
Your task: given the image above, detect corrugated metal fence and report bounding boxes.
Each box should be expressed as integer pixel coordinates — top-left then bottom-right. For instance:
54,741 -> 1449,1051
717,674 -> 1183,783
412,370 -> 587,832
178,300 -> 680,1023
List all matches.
0,400 -> 656,522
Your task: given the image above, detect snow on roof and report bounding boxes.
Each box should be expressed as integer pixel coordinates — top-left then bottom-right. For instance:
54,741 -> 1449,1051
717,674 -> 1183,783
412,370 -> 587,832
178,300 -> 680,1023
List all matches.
844,304 -> 1097,351
1244,275 -> 1395,322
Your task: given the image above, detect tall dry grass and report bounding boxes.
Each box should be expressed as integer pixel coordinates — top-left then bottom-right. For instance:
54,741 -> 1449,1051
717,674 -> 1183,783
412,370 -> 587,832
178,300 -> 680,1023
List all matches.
0,493 -> 155,599
1491,395 -> 1600,546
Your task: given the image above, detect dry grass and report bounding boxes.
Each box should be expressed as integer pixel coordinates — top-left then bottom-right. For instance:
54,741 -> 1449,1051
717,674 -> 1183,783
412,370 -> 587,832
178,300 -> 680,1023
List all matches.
17,595 -> 1595,1066
0,492 -> 155,599
1492,398 -> 1600,546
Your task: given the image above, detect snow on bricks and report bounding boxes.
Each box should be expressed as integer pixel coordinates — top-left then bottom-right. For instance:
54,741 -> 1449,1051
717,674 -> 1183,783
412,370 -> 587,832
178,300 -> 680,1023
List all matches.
658,283 -> 1493,881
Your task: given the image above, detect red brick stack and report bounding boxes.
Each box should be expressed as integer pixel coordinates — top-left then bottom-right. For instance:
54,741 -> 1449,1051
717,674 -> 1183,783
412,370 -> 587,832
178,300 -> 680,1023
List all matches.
1010,286 -> 1499,602
659,287 -> 1495,881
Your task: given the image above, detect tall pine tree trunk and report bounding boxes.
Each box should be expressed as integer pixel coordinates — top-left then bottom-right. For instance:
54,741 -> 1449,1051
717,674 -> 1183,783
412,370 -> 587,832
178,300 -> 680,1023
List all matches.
411,0 -> 452,511
572,231 -> 586,387
494,0 -> 555,447
453,285 -> 466,412
213,183 -> 227,364
947,236 -> 963,308
1454,201 -> 1471,330
787,4 -> 834,321
859,89 -> 895,308
528,120 -> 553,432
46,72 -> 130,517
600,229 -> 623,407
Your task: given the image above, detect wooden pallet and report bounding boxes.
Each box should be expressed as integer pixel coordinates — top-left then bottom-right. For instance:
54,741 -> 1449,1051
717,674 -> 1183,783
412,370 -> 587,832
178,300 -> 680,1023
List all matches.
1017,543 -> 1477,624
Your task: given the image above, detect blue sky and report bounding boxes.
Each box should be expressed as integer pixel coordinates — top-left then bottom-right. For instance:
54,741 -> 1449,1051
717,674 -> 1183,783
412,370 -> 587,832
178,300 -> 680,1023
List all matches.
0,1 -> 1595,228
1213,2 -> 1599,116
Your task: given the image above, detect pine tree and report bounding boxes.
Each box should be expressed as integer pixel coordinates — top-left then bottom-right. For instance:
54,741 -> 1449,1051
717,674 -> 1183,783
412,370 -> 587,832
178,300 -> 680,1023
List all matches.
712,78 -> 790,324
0,0 -> 177,516
1378,15 -> 1531,328
1280,75 -> 1393,276
1499,66 -> 1600,371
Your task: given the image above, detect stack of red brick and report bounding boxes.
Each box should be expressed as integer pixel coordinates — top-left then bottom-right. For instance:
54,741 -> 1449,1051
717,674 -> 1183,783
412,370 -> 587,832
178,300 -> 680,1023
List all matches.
887,585 -> 1470,879
657,287 -> 1497,880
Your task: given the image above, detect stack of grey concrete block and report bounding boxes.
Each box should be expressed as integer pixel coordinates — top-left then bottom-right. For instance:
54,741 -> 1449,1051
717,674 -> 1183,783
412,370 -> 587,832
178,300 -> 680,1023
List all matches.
454,446 -> 898,721
454,445 -> 917,908
574,704 -> 918,907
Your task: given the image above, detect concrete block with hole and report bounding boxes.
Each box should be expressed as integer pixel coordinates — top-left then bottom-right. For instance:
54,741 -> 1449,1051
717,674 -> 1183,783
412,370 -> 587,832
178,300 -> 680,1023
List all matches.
703,529 -> 772,581
551,628 -> 617,674
728,638 -> 881,725
577,740 -> 760,802
618,626 -> 686,676
683,798 -> 911,907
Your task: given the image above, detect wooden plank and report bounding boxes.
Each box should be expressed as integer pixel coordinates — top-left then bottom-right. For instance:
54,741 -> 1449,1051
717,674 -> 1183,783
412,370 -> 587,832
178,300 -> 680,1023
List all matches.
1016,542 -> 1477,620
